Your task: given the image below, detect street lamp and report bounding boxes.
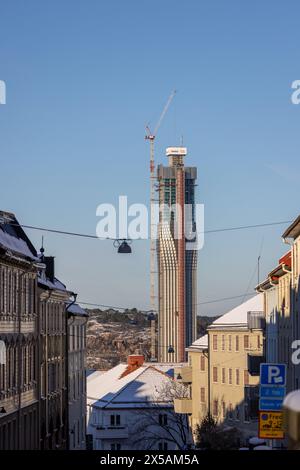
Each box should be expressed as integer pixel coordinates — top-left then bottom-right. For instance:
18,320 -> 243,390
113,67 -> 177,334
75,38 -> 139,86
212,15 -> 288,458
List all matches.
114,239 -> 132,254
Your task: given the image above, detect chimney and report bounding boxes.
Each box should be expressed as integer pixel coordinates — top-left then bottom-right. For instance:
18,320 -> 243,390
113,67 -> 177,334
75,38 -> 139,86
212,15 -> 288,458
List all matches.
119,355 -> 144,379
127,355 -> 144,367
44,256 -> 55,282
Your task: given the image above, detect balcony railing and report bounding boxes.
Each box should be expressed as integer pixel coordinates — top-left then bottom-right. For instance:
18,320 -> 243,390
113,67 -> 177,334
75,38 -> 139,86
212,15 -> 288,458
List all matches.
94,425 -> 129,439
247,311 -> 265,330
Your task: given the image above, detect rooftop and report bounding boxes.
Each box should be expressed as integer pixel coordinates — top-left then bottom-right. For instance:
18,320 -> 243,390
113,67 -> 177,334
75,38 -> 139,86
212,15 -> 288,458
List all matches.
208,294 -> 263,329
282,215 -> 300,240
0,210 -> 38,261
87,360 -> 181,409
186,334 -> 208,352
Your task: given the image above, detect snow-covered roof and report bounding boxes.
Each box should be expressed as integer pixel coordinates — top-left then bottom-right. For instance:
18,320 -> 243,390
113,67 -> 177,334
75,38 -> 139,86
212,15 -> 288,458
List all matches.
38,275 -> 67,292
209,294 -> 263,329
67,302 -> 88,317
0,211 -> 38,261
186,334 -> 208,351
87,362 -> 176,409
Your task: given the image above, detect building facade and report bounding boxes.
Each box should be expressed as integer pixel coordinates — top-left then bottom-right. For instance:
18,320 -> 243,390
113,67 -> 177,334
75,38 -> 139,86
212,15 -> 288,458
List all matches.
0,211 -> 40,450
282,215 -> 300,392
175,295 -> 265,443
38,255 -> 70,450
67,302 -> 88,450
257,251 -> 293,392
157,147 -> 197,363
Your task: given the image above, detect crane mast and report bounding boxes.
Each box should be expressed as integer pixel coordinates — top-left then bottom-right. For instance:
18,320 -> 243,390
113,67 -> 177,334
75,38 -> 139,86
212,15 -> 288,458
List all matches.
145,90 -> 176,361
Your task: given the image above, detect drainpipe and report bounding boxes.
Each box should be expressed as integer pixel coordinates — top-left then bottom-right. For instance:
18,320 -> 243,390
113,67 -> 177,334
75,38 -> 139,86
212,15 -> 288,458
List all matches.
65,292 -> 77,450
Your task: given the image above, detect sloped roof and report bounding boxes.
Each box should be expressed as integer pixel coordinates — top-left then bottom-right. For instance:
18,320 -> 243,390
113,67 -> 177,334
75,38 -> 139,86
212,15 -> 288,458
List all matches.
186,334 -> 208,351
67,302 -> 88,317
209,294 -> 263,328
87,363 -> 175,409
0,211 -> 38,261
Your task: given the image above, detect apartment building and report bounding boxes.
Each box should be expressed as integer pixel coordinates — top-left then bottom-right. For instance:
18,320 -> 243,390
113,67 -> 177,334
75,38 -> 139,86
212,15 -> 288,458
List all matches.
38,254 -> 71,450
256,251 -> 293,392
174,295 -> 265,442
67,302 -> 88,450
282,215 -> 300,391
0,211 -> 40,449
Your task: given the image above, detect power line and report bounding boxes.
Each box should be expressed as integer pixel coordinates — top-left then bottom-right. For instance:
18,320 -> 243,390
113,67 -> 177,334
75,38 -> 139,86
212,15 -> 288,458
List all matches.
78,292 -> 256,312
197,292 -> 254,306
12,219 -> 293,241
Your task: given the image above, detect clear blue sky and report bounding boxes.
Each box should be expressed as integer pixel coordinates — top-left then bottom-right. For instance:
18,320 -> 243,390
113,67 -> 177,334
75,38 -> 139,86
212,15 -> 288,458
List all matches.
0,0 -> 299,316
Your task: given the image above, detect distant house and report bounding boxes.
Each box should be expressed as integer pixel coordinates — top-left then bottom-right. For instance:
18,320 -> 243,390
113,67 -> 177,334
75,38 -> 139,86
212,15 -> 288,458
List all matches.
86,355 -> 191,450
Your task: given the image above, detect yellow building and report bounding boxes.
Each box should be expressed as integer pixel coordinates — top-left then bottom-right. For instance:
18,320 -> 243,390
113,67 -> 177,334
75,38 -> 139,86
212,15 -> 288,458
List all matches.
174,294 -> 265,442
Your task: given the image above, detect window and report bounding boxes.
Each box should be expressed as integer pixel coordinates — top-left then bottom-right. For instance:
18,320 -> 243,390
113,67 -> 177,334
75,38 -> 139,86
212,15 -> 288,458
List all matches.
111,443 -> 121,451
257,335 -> 261,349
222,368 -> 226,384
222,401 -> 226,418
228,368 -> 232,385
159,414 -> 168,426
235,336 -> 239,352
244,335 -> 249,349
110,414 -> 120,427
200,355 -> 205,371
228,403 -> 233,420
236,369 -> 240,385
228,335 -> 232,351
244,370 -> 249,386
213,367 -> 218,383
213,335 -> 218,351
222,335 -> 225,351
213,399 -> 218,417
200,387 -> 205,403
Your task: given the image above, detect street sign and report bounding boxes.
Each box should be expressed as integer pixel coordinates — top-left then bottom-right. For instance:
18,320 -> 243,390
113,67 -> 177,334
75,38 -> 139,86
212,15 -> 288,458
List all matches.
258,411 -> 284,440
259,398 -> 283,411
260,363 -> 286,386
260,386 -> 285,399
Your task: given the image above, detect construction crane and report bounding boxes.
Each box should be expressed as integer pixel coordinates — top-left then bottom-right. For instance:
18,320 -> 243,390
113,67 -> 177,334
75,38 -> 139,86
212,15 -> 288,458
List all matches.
145,89 -> 176,361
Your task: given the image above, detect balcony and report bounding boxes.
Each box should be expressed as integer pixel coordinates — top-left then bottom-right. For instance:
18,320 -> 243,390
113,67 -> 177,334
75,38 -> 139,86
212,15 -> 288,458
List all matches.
94,425 -> 129,439
175,366 -> 192,384
247,311 -> 265,330
174,398 -> 192,415
248,354 -> 264,376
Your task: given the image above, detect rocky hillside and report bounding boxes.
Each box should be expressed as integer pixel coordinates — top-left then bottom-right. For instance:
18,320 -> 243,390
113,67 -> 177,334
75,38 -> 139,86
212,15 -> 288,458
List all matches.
85,308 -> 218,370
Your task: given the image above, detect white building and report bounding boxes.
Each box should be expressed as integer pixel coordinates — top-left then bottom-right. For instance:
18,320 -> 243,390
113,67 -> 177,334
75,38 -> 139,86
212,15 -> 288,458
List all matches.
86,355 -> 190,451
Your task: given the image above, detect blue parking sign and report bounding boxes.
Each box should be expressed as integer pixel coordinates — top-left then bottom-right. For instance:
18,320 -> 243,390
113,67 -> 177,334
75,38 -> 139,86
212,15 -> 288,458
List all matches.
260,363 -> 286,386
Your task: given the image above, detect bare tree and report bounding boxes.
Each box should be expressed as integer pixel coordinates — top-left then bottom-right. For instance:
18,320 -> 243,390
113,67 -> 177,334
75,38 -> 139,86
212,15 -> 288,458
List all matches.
129,380 -> 192,450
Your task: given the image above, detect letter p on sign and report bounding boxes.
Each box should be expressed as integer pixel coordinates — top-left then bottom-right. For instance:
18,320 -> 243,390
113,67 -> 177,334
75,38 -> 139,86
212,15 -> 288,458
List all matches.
260,363 -> 286,386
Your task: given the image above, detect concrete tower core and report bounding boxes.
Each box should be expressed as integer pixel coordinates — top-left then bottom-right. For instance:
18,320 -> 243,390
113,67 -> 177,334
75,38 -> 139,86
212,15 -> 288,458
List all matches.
157,147 -> 197,363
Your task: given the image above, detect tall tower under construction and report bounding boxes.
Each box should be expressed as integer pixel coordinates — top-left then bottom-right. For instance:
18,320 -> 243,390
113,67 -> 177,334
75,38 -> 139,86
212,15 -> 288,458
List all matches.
157,147 -> 197,363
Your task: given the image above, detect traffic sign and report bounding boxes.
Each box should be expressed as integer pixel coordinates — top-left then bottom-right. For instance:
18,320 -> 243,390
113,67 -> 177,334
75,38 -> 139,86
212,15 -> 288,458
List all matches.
258,411 -> 284,439
260,363 -> 286,386
259,398 -> 283,411
260,386 -> 285,399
